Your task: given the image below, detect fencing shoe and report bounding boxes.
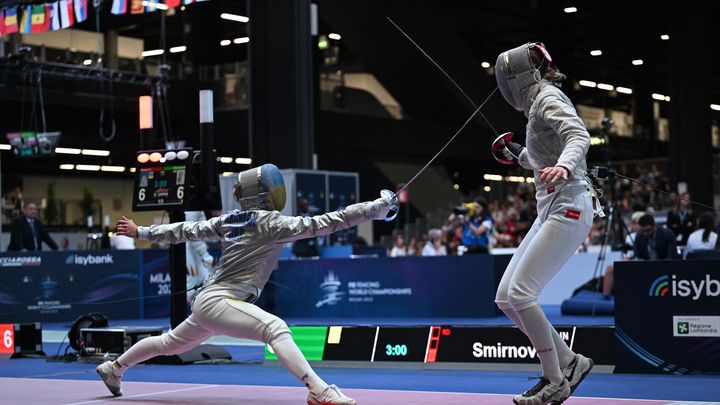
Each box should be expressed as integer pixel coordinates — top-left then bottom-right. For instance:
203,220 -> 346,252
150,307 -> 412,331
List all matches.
96,360 -> 123,396
307,384 -> 357,405
513,377 -> 570,405
553,353 -> 593,403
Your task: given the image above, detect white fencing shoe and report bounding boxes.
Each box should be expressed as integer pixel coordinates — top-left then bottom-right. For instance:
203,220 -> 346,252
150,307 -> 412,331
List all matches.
96,360 -> 123,396
306,384 -> 357,405
553,353 -> 593,404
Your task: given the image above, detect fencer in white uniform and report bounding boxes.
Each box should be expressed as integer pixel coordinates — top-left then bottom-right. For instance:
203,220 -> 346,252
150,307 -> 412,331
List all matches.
493,43 -> 596,405
96,164 -> 397,405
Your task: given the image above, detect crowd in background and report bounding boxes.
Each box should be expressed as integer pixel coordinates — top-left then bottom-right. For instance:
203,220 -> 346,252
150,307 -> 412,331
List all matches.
389,163 -> 720,258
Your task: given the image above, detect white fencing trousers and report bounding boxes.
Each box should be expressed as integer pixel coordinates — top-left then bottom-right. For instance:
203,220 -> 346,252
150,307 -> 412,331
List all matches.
116,286 -> 291,369
495,183 -> 593,312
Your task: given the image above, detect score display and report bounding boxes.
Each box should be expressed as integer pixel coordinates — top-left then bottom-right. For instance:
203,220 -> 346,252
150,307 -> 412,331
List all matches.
267,325 -> 615,366
132,149 -> 192,211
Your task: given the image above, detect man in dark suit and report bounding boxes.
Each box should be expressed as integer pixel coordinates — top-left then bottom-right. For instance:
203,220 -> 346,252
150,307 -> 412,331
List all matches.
633,214 -> 677,260
7,202 -> 59,251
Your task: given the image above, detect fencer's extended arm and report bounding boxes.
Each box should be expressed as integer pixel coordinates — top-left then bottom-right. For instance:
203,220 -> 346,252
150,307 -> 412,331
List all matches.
262,202 -> 379,244
137,217 -> 224,244
536,92 -> 591,175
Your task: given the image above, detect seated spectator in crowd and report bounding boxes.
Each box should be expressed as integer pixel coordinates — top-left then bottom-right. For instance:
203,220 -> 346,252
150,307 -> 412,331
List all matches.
422,229 -> 447,256
407,236 -> 418,256
666,192 -> 696,245
7,202 -> 58,251
390,233 -> 407,257
684,212 -> 718,258
602,211 -> 644,297
460,198 -> 493,254
634,214 -> 678,260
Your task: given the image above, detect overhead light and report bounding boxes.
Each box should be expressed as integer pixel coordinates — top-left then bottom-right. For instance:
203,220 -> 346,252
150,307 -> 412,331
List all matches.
137,153 -> 150,163
129,167 -> 137,173
616,86 -> 633,94
505,176 -> 526,183
328,33 -> 341,40
81,149 -> 110,156
564,6 -> 578,13
597,83 -> 614,91
664,96 -> 671,102
180,5 -> 185,11
0,144 -> 10,150
220,13 -> 249,23
233,37 -> 249,44
652,93 -> 666,101
235,157 -> 252,165
220,39 -> 231,46
149,152 -> 162,162
526,177 -> 534,183
76,164 -> 101,171
83,59 -> 92,66
579,80 -> 597,88
483,186 -> 491,192
101,165 -> 126,172
318,39 -> 329,49
142,1 -> 168,10
481,61 -> 491,68
55,147 -> 82,154
59,164 -> 74,170
590,50 -> 602,56
632,59 -> 643,66
169,45 -> 187,53
660,34 -> 670,41
222,172 -> 235,177
711,104 -> 720,111
483,174 -> 503,181
141,49 -> 164,58
452,184 -> 460,190
218,156 -> 233,163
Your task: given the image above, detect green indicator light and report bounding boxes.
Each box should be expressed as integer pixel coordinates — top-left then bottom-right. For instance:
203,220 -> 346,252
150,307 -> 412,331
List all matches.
265,326 -> 328,361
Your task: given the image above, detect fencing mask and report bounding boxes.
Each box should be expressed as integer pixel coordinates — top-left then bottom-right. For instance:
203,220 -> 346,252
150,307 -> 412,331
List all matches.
495,42 -> 554,111
233,164 -> 286,211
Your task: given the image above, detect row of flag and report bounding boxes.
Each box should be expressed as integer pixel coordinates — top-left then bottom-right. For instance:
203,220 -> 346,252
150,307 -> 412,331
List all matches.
0,1 -> 86,35
0,0 -> 208,36
110,0 -> 208,15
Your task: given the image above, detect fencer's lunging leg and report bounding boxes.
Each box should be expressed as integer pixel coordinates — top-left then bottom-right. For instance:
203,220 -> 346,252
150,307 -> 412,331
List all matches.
271,333 -> 328,394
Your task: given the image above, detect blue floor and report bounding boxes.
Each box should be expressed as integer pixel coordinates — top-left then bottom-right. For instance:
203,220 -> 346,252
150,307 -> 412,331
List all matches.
1,355 -> 719,401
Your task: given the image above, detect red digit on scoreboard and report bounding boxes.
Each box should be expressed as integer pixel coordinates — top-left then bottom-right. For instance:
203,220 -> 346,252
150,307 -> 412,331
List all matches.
0,324 -> 14,355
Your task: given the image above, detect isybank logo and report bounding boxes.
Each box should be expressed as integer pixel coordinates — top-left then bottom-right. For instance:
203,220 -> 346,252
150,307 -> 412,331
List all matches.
65,254 -> 114,266
649,274 -> 720,300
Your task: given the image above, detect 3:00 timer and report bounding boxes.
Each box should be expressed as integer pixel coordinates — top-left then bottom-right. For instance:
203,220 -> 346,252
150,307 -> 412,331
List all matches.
385,344 -> 408,356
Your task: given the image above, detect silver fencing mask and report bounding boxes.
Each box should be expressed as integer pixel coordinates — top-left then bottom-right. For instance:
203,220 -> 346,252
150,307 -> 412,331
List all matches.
233,164 -> 287,211
495,42 -> 553,111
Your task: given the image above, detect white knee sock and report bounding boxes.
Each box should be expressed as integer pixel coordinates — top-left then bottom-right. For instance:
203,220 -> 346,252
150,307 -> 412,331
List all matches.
516,304 -> 565,385
500,305 -> 575,368
114,335 -> 164,373
271,334 -> 328,394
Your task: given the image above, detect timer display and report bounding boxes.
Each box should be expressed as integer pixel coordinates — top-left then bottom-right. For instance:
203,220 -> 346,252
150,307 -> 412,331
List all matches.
373,327 -> 430,362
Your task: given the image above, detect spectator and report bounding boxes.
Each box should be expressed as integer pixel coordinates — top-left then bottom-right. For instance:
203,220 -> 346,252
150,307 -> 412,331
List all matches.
390,233 -> 407,257
634,214 -> 678,260
666,192 -> 696,245
422,229 -> 447,256
461,198 -> 493,254
407,236 -> 418,256
684,212 -> 717,258
602,211 -> 644,296
7,202 -> 59,251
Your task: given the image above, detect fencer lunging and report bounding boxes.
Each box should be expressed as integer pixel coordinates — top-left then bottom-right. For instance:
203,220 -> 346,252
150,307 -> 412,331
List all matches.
96,164 -> 397,405
493,43 -> 596,405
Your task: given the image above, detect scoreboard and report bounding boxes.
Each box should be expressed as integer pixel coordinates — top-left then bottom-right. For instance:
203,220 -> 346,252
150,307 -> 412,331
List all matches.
132,149 -> 192,211
265,325 -> 615,366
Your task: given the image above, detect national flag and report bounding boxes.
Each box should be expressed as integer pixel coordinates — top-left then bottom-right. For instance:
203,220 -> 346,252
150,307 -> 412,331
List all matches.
49,2 -> 61,31
145,0 -> 163,12
59,0 -> 74,28
31,4 -> 50,33
111,0 -> 128,15
165,0 -> 181,8
130,0 -> 145,14
0,10 -> 5,36
4,7 -> 18,34
20,6 -> 33,34
74,0 -> 88,23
